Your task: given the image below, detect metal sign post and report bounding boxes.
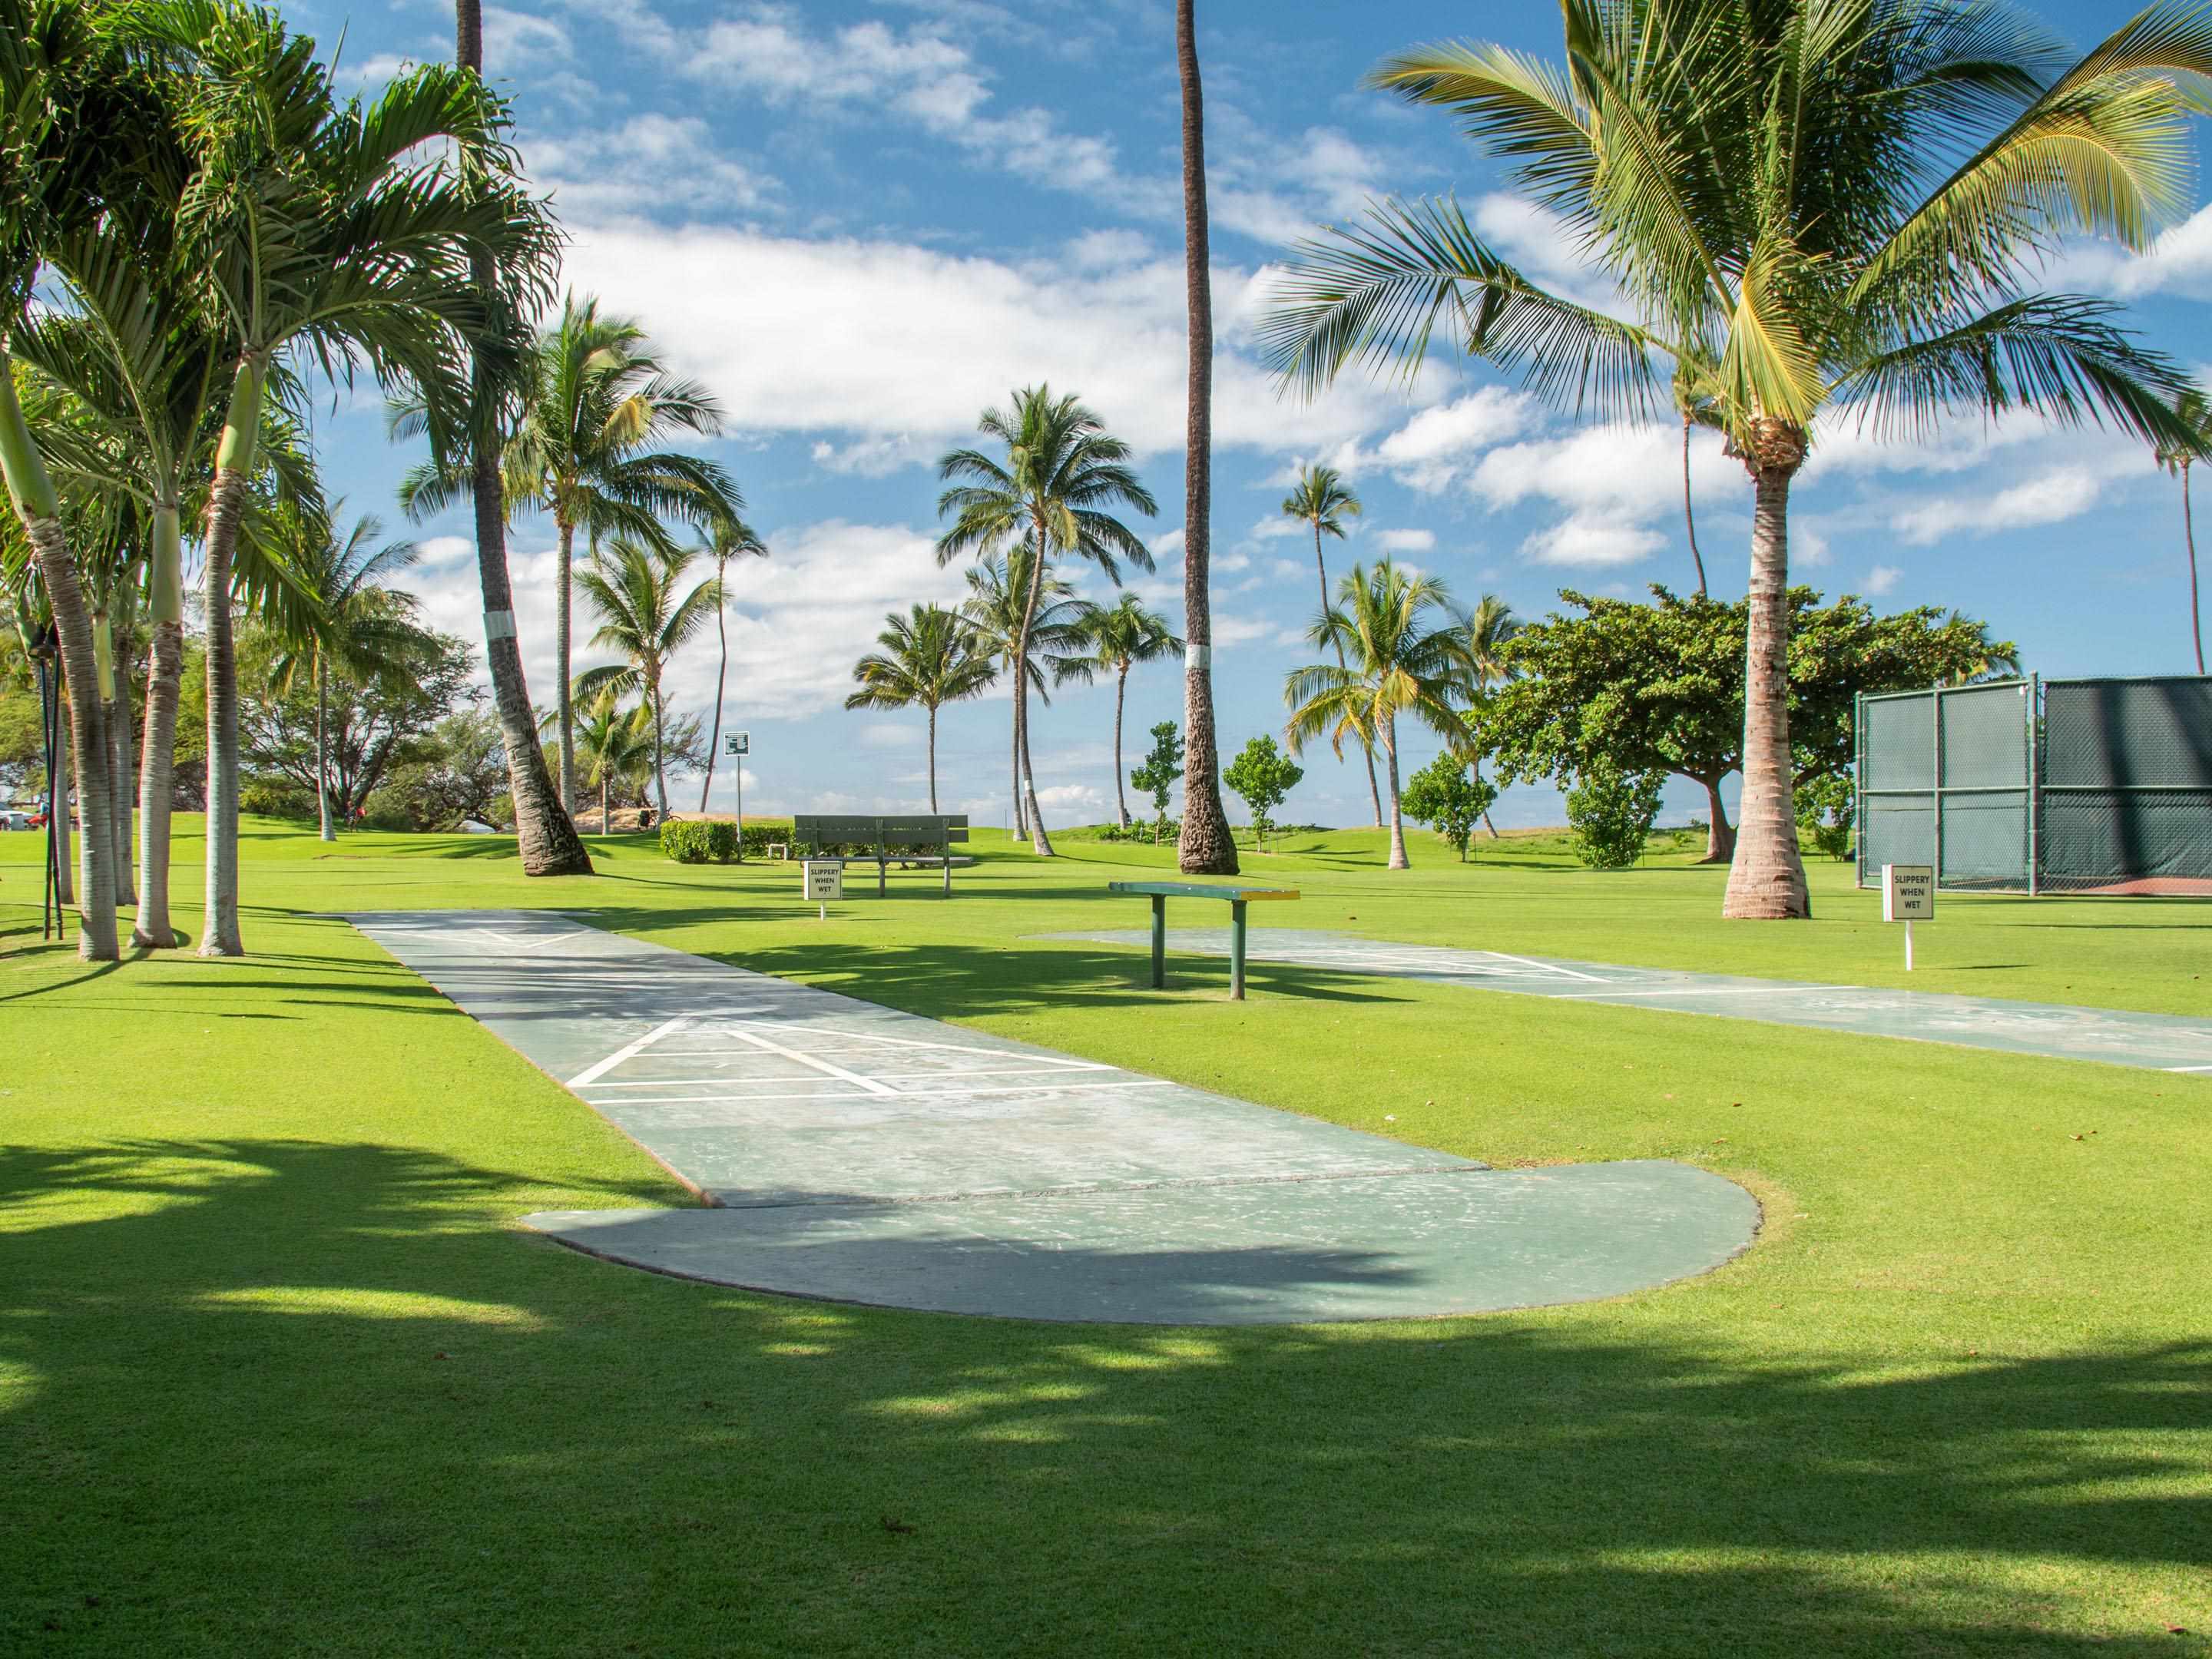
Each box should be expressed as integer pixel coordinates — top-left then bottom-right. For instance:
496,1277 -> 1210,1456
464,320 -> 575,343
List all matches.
1882,863 -> 1934,970
724,731 -> 750,859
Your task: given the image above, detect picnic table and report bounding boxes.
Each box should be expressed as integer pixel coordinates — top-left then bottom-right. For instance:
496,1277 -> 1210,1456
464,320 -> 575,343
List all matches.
1107,879 -> 1300,1000
793,814 -> 970,896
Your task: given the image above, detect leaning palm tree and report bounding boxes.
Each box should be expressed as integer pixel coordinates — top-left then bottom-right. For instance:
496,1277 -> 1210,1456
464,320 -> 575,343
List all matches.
1281,462 -> 1382,826
573,538 -> 721,817
1672,356 -> 1720,599
264,508 -> 429,841
935,385 -> 1156,856
1284,560 -> 1460,870
1174,0 -> 1237,876
1445,593 -> 1519,838
1261,0 -> 2208,918
2154,386 -> 2210,674
575,692 -> 655,834
844,604 -> 999,813
1057,593 -> 1183,829
154,3 -> 571,952
493,294 -> 740,812
696,513 -> 767,813
960,544 -> 1089,833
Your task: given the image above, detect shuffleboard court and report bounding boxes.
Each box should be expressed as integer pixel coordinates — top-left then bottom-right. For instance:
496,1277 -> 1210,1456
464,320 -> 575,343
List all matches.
345,911 -> 1758,1324
1041,927 -> 2212,1075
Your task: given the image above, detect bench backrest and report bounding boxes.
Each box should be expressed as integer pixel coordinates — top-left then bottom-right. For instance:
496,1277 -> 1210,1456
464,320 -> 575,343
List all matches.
793,813 -> 969,853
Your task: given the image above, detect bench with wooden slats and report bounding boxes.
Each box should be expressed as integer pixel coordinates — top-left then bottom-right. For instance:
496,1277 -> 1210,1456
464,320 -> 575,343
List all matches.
792,814 -> 972,897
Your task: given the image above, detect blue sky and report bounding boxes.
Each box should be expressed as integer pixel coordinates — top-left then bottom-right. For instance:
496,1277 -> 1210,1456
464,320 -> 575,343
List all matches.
293,0 -> 2212,832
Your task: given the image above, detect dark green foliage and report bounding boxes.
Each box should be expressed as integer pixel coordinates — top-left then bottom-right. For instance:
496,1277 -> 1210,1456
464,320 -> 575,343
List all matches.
1567,763 -> 1667,870
660,819 -> 740,863
1130,720 -> 1184,844
1400,753 -> 1498,862
1221,735 -> 1303,849
1796,773 -> 1856,860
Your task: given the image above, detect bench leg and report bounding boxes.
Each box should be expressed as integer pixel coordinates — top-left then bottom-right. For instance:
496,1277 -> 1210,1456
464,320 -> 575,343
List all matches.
1150,894 -> 1166,989
942,853 -> 951,897
1230,901 -> 1248,1001
878,855 -> 886,899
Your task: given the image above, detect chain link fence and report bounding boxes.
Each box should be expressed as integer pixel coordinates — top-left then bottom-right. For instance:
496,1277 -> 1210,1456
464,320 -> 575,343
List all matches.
1856,676 -> 2212,895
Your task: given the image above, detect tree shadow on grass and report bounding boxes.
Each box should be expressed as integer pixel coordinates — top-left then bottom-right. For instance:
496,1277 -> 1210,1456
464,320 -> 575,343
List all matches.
1,1136 -> 2205,1655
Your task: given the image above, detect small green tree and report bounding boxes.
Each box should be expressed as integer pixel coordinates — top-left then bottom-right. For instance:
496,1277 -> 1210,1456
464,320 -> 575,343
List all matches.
1129,720 -> 1184,845
1400,753 -> 1497,863
1796,773 -> 1855,861
1222,735 -> 1303,850
1566,764 -> 1665,872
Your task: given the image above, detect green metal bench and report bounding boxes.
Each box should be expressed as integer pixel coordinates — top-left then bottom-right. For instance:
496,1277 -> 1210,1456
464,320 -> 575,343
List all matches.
792,814 -> 971,897
1107,879 -> 1300,999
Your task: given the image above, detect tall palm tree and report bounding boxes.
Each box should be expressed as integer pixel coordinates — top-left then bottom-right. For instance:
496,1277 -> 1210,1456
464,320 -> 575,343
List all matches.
935,386 -> 1155,856
1284,560 -> 1460,870
154,2 -> 571,953
696,513 -> 767,814
1445,593 -> 1518,838
844,604 -> 998,813
2154,386 -> 2210,674
1672,357 -> 1718,598
1175,0 -> 1236,876
447,0 -> 590,883
264,507 -> 429,841
575,692 -> 654,834
1280,462 -> 1382,826
1058,593 -> 1183,829
492,294 -> 739,813
960,544 -> 1088,833
1261,0 -> 2207,918
574,538 -> 721,817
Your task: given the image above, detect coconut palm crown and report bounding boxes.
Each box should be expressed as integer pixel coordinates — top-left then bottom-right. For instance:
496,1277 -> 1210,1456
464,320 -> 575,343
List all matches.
1262,0 -> 2212,918
574,538 -> 722,819
844,604 -> 999,813
1280,462 -> 1383,826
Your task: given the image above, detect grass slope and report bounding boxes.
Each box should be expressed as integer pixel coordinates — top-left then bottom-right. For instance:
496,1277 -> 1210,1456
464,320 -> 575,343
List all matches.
2,819 -> 2207,1656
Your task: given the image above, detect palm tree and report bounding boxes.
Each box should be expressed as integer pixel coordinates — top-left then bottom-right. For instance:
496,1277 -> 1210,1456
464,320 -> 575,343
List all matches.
935,386 -> 1156,856
574,538 -> 721,817
1445,593 -> 1518,838
696,513 -> 767,814
1672,358 -> 1718,599
575,692 -> 654,834
1261,0 -> 2207,918
489,294 -> 739,813
1284,560 -> 1460,870
960,545 -> 1088,832
1174,0 -> 1237,876
1937,611 -> 2026,687
154,2 -> 571,953
1058,593 -> 1183,829
844,604 -> 998,813
264,508 -> 430,842
2154,387 -> 2210,674
1280,462 -> 1382,826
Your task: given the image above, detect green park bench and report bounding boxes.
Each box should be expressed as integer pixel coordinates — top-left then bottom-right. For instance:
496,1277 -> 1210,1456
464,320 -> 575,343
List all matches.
793,814 -> 971,897
1107,879 -> 1300,1000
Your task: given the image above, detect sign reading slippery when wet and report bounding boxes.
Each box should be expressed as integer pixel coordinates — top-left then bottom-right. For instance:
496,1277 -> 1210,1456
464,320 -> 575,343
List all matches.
1882,863 -> 1934,969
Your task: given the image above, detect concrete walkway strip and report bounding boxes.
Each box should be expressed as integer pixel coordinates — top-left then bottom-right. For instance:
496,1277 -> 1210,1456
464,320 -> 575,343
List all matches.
1041,927 -> 2212,1075
345,911 -> 1759,1325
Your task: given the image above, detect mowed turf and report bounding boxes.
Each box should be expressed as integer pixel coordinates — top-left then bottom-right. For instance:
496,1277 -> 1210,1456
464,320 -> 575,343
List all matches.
2,819 -> 2207,1656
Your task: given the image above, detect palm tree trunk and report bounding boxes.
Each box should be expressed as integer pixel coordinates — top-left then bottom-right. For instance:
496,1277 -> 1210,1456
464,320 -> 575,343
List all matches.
459,0 -> 591,879
316,654 -> 335,841
1722,447 -> 1811,919
103,614 -> 137,908
1174,0 -> 1237,876
1010,710 -> 1024,840
1022,705 -> 1052,856
2185,462 -> 2203,675
0,354 -> 113,958
1316,522 -> 1382,826
1015,522 -> 1055,857
1383,717 -> 1409,870
651,684 -> 669,818
555,516 -> 577,813
1700,777 -> 1736,863
134,501 -> 184,947
197,351 -> 270,958
52,697 -> 73,906
1684,416 -> 1708,599
926,702 -> 939,813
700,561 -> 729,813
1114,666 -> 1131,828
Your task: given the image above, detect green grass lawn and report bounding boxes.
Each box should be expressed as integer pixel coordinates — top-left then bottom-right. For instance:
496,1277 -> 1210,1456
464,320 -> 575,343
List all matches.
3,819 -> 2207,1655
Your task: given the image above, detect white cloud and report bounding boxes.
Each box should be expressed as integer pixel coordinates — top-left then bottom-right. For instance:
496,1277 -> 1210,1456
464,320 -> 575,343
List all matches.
1373,528 -> 1435,553
1522,516 -> 1664,568
1865,564 -> 1902,595
2055,205 -> 2212,302
1362,389 -> 1536,492
1892,467 -> 2104,545
531,115 -> 779,217
1210,614 -> 1279,647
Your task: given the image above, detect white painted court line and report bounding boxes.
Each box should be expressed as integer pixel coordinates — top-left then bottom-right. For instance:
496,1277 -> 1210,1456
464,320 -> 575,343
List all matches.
714,1025 -> 901,1097
1545,985 -> 1863,1001
575,1079 -> 1184,1106
2167,1064 -> 2212,1073
1483,949 -> 1609,984
566,1015 -> 698,1088
760,1024 -> 1113,1068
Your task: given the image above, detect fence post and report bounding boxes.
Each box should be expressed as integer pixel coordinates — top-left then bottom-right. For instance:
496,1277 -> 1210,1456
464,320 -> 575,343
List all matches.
1855,690 -> 1866,888
2027,673 -> 2041,897
1932,680 -> 1945,889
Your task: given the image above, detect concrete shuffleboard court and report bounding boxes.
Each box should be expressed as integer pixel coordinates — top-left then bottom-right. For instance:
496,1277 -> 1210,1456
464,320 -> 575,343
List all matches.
346,911 -> 1758,1324
1043,928 -> 2212,1075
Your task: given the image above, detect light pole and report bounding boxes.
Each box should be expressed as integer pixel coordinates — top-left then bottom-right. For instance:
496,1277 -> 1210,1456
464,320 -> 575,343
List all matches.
725,730 -> 749,860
